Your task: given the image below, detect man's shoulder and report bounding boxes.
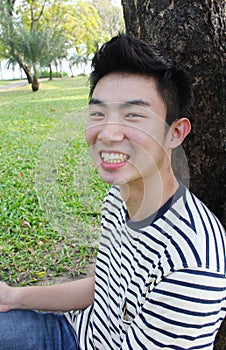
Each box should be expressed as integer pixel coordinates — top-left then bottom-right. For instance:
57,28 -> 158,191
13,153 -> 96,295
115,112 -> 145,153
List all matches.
182,186 -> 224,231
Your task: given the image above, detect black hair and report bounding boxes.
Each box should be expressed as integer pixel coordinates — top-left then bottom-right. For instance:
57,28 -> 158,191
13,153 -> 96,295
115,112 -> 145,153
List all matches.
89,33 -> 193,125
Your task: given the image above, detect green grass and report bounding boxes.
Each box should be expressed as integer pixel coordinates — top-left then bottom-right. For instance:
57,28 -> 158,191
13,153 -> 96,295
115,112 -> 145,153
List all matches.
0,77 -> 109,286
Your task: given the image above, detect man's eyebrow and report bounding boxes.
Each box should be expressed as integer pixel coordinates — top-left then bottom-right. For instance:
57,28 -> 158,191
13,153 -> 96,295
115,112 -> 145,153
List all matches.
89,98 -> 105,106
122,99 -> 151,107
89,98 -> 151,107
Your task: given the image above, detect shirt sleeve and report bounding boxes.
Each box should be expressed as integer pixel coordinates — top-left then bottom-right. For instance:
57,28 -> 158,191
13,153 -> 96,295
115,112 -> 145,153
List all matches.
121,268 -> 226,350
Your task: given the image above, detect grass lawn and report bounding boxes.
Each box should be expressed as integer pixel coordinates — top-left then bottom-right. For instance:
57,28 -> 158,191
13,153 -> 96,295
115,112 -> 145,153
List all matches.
0,77 -> 109,286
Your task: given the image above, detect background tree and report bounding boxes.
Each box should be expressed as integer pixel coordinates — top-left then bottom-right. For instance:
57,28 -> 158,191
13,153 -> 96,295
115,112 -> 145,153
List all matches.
0,43 -> 6,79
91,0 -> 125,40
0,0 -> 124,87
0,0 -> 63,90
67,0 -> 124,75
0,0 -> 102,90
65,0 -> 102,74
121,1 -> 225,347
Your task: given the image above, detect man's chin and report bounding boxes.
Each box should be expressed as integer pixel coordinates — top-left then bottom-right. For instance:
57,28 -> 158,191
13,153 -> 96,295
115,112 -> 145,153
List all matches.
98,172 -> 128,186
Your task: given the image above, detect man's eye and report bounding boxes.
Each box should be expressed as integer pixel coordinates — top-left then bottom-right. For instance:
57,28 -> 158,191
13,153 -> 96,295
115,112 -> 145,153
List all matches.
125,113 -> 143,119
89,111 -> 105,119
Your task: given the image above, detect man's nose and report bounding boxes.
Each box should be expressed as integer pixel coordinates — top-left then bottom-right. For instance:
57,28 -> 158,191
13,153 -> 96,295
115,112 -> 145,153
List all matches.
97,121 -> 124,143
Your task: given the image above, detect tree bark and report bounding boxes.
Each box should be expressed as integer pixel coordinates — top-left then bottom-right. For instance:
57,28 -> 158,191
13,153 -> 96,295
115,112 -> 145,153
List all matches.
122,0 -> 225,347
49,64 -> 53,80
121,0 -> 140,37
122,0 -> 225,225
19,59 -> 39,91
31,75 -> 39,92
20,63 -> 33,84
59,58 -> 63,79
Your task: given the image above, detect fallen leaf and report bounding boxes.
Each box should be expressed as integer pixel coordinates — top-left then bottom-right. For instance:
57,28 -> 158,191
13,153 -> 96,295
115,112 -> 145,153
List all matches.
36,271 -> 46,279
22,220 -> 30,228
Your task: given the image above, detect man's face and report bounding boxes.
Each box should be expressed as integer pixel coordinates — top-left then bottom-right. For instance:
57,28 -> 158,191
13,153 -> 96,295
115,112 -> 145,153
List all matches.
86,73 -> 171,189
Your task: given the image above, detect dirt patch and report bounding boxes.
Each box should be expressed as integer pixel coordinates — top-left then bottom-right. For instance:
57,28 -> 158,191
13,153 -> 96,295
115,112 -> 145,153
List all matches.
47,262 -> 96,285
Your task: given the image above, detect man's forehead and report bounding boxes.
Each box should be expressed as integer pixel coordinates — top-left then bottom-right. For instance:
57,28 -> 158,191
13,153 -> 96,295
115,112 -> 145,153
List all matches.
90,73 -> 161,105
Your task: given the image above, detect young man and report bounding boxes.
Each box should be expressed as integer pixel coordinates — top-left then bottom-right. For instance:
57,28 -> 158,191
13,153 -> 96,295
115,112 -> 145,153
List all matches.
0,34 -> 225,350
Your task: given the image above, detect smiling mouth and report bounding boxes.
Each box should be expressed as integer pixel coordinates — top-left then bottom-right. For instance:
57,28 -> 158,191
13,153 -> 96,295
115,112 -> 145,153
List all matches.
101,152 -> 130,164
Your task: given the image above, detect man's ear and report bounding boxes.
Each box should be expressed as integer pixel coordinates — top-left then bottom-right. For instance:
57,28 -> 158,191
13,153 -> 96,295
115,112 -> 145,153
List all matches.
167,118 -> 191,149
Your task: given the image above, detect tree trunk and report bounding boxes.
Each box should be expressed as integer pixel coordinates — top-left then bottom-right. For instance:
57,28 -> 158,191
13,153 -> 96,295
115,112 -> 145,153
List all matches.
59,58 -> 63,79
17,57 -> 40,91
19,62 -> 39,91
19,62 -> 33,84
49,64 -> 53,81
121,0 -> 225,347
121,0 -> 140,37
31,75 -> 39,92
0,61 -> 3,80
69,61 -> 74,78
14,53 -> 39,90
122,0 -> 225,226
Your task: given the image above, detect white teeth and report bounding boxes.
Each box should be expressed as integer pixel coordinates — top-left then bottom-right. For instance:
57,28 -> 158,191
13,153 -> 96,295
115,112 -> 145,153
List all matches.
101,152 -> 128,164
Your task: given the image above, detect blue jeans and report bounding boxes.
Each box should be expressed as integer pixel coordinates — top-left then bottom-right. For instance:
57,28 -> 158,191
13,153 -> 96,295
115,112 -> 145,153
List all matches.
0,310 -> 78,350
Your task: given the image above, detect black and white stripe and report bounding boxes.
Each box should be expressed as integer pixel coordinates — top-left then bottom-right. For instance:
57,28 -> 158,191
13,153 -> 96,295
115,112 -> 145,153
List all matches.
66,183 -> 226,349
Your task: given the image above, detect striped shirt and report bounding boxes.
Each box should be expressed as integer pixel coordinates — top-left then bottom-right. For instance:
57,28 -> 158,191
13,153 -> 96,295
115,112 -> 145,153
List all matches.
66,183 -> 226,349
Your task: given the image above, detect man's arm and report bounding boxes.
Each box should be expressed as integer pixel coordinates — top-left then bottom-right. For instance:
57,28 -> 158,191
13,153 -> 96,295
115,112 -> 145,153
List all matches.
121,270 -> 225,349
0,276 -> 95,312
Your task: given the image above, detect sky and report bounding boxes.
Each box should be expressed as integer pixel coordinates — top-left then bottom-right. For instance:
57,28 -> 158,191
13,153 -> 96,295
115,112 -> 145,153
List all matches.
112,0 -> 122,6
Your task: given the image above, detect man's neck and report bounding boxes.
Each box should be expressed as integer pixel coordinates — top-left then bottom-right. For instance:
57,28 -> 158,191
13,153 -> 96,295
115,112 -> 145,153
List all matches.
120,172 -> 179,222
